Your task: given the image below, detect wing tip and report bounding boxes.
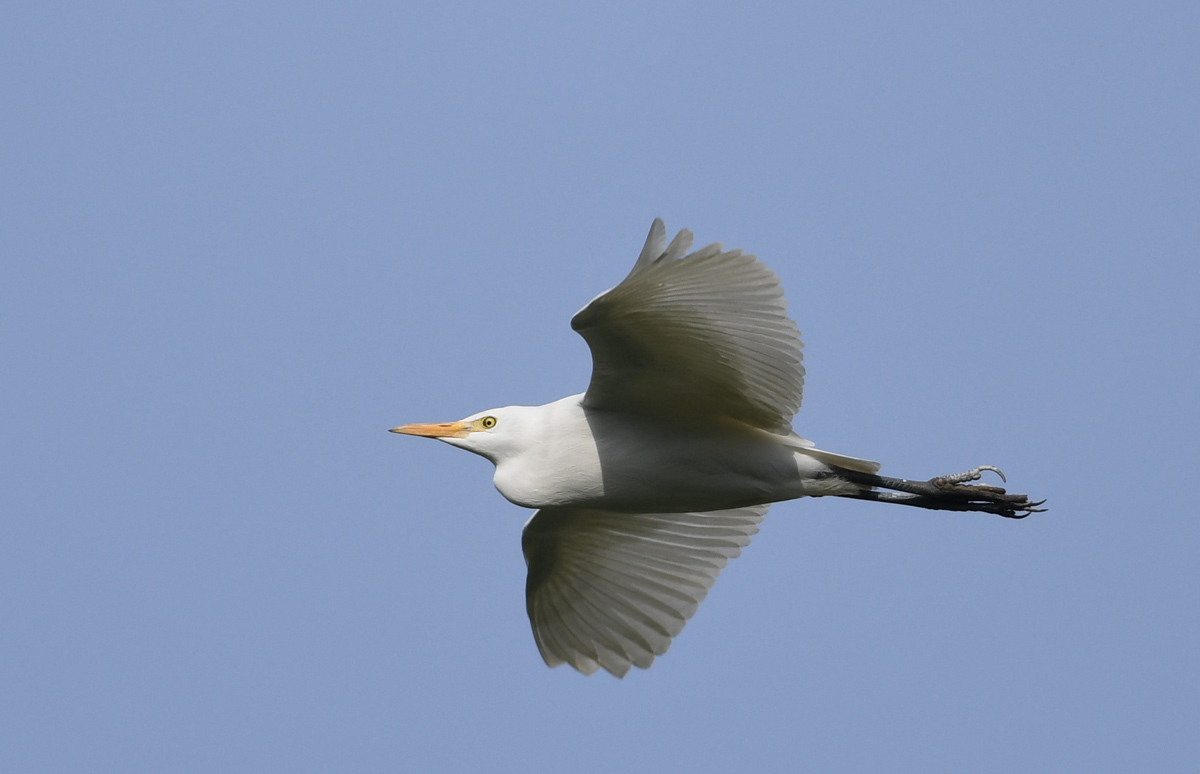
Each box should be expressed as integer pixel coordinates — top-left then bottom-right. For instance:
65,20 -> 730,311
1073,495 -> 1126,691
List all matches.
629,218 -> 705,277
629,218 -> 668,276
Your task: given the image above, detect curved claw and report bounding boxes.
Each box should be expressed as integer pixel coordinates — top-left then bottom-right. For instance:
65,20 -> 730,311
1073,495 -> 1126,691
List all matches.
977,465 -> 1006,483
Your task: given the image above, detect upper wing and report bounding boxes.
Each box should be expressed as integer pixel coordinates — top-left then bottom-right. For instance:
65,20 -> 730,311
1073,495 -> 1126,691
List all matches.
521,504 -> 767,678
571,219 -> 805,433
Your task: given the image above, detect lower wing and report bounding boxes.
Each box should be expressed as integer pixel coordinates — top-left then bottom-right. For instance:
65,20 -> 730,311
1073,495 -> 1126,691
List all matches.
521,504 -> 767,677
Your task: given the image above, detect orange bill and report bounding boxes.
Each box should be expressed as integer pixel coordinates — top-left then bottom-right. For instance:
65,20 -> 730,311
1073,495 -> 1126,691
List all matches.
389,421 -> 471,439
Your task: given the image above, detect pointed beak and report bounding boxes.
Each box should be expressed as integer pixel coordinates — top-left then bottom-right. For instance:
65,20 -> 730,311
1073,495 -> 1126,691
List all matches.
389,421 -> 471,439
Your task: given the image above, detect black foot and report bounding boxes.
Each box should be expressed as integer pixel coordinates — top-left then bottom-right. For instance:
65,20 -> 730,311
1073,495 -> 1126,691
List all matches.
832,465 -> 1046,519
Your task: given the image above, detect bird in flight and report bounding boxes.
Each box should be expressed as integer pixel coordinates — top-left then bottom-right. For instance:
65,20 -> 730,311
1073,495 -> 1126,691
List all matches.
392,219 -> 1043,677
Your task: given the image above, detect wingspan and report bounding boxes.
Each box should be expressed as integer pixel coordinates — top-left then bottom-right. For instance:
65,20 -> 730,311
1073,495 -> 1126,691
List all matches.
572,219 -> 805,433
521,504 -> 767,677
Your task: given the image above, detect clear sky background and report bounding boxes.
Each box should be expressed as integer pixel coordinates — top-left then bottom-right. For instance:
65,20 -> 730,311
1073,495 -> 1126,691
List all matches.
3,2 -> 1197,772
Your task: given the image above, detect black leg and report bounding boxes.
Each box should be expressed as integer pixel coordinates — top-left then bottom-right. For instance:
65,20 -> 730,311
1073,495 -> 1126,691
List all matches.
829,465 -> 1046,520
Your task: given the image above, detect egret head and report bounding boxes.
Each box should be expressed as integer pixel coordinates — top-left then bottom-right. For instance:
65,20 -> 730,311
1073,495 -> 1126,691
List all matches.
390,407 -> 524,462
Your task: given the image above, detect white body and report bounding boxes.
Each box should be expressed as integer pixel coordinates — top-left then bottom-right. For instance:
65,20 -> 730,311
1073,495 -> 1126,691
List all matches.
473,394 -> 859,512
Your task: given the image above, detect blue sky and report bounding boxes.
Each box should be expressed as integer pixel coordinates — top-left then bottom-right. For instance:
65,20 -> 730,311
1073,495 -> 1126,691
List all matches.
2,2 -> 1197,771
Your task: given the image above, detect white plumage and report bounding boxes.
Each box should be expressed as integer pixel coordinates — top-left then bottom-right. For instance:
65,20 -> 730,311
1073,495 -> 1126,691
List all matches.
521,505 -> 766,677
392,219 -> 1041,677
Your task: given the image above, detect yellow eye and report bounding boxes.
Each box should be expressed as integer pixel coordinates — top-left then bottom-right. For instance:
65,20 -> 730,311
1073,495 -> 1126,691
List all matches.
479,416 -> 497,429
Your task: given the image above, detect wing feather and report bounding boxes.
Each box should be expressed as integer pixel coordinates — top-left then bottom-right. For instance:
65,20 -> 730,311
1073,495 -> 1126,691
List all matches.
552,570 -> 659,669
573,220 -> 805,432
522,504 -> 767,677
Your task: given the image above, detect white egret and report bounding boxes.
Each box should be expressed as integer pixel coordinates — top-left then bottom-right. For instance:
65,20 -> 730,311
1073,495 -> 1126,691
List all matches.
392,219 -> 1042,677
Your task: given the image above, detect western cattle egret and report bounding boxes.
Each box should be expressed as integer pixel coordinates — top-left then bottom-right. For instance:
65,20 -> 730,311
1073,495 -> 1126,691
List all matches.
392,219 -> 1042,678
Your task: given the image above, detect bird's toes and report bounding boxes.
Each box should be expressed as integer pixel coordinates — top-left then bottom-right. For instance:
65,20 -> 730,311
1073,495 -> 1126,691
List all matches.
931,465 -> 1007,487
926,467 -> 1046,518
990,495 -> 1049,519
